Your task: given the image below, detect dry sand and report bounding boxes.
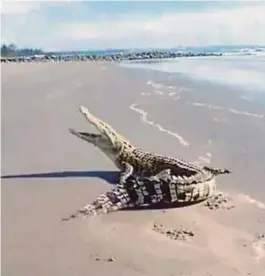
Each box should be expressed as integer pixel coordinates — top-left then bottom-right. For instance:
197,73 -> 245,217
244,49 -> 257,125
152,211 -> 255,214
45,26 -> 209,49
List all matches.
1,62 -> 265,276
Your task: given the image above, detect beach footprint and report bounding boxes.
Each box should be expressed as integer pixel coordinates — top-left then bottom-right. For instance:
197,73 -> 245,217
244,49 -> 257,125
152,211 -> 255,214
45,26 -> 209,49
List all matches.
152,223 -> 195,241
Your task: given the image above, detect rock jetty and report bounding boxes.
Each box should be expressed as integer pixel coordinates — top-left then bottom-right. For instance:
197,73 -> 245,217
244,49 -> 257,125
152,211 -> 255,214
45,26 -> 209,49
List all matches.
1,50 -> 222,63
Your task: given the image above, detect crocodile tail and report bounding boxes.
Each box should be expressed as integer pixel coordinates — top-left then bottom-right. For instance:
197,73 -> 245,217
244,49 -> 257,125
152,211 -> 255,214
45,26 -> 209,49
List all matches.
203,166 -> 231,176
62,188 -> 133,221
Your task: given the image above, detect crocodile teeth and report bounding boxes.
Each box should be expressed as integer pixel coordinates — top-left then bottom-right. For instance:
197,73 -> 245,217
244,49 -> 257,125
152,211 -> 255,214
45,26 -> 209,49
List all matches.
189,175 -> 197,183
183,176 -> 192,184
194,172 -> 204,182
175,176 -> 185,184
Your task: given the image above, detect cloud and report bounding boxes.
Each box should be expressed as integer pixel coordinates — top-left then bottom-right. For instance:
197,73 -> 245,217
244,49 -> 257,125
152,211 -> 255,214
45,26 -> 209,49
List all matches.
0,0 -> 43,15
1,0 -> 44,46
1,1 -> 265,51
56,4 -> 265,50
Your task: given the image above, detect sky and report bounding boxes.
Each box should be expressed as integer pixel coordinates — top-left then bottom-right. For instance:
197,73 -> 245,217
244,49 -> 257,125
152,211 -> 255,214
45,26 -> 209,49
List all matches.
1,0 -> 265,51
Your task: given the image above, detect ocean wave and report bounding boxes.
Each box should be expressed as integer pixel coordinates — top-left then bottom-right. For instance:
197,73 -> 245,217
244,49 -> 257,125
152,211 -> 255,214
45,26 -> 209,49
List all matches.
240,96 -> 254,102
187,102 -> 264,119
195,152 -> 212,165
223,47 -> 265,57
129,55 -> 265,92
130,103 -> 189,147
146,80 -> 190,98
146,80 -> 176,91
237,194 -> 265,210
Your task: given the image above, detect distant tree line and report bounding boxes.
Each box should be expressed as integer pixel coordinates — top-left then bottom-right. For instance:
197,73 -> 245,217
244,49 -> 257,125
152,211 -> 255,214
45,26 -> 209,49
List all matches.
1,43 -> 44,57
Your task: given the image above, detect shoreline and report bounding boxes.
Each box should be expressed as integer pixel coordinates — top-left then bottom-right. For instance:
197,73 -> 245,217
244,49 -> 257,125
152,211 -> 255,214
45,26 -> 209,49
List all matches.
1,62 -> 265,276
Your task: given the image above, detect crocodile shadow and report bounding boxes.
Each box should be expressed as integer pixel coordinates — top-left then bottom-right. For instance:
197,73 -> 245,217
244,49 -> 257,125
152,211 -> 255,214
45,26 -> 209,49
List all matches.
1,170 -> 120,185
2,171 -> 207,211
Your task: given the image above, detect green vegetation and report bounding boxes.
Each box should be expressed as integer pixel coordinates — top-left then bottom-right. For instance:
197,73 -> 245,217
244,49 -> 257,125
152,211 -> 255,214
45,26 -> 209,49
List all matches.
1,44 -> 44,57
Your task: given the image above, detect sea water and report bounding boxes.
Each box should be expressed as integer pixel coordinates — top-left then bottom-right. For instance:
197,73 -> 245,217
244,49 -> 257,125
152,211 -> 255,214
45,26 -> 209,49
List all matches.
120,48 -> 265,96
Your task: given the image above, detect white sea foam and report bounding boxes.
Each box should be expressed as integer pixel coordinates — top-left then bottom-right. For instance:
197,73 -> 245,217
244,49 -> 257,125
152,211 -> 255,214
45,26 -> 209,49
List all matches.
188,102 -> 264,119
195,152 -> 212,165
133,56 -> 265,91
141,92 -> 151,96
240,95 -> 254,102
155,90 -> 164,95
237,194 -> 265,210
130,103 -> 189,147
224,47 -> 265,57
228,108 -> 264,119
144,80 -> 191,102
197,156 -> 211,165
146,80 -> 176,92
213,117 -> 230,124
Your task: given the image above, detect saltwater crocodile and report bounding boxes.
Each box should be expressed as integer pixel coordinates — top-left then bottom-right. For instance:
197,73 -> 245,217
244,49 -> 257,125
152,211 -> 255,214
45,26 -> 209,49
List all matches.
69,105 -> 231,190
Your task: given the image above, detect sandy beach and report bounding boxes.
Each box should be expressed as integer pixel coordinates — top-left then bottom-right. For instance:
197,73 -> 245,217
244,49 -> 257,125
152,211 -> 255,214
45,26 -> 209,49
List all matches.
1,62 -> 265,276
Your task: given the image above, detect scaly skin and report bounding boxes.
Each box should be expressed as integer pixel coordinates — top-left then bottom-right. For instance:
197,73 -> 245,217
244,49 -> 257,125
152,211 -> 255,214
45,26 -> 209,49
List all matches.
69,105 -> 231,189
62,169 -> 217,220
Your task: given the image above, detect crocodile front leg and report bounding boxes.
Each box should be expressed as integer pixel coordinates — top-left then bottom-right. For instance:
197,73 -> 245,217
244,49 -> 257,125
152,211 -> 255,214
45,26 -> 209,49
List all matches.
118,162 -> 134,188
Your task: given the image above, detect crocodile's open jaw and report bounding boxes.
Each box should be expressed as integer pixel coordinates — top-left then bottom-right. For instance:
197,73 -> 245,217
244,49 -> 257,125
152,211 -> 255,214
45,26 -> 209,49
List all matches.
78,105 -> 129,146
69,127 -> 124,162
70,105 -> 135,155
69,106 -> 129,160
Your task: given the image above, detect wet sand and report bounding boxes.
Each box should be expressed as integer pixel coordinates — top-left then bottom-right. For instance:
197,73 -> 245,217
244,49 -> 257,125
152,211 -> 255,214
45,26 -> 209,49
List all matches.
1,62 -> 265,276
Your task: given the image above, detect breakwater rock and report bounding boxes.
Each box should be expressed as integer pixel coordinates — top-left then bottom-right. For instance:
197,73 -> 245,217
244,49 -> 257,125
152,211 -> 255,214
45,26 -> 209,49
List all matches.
1,50 -> 222,63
